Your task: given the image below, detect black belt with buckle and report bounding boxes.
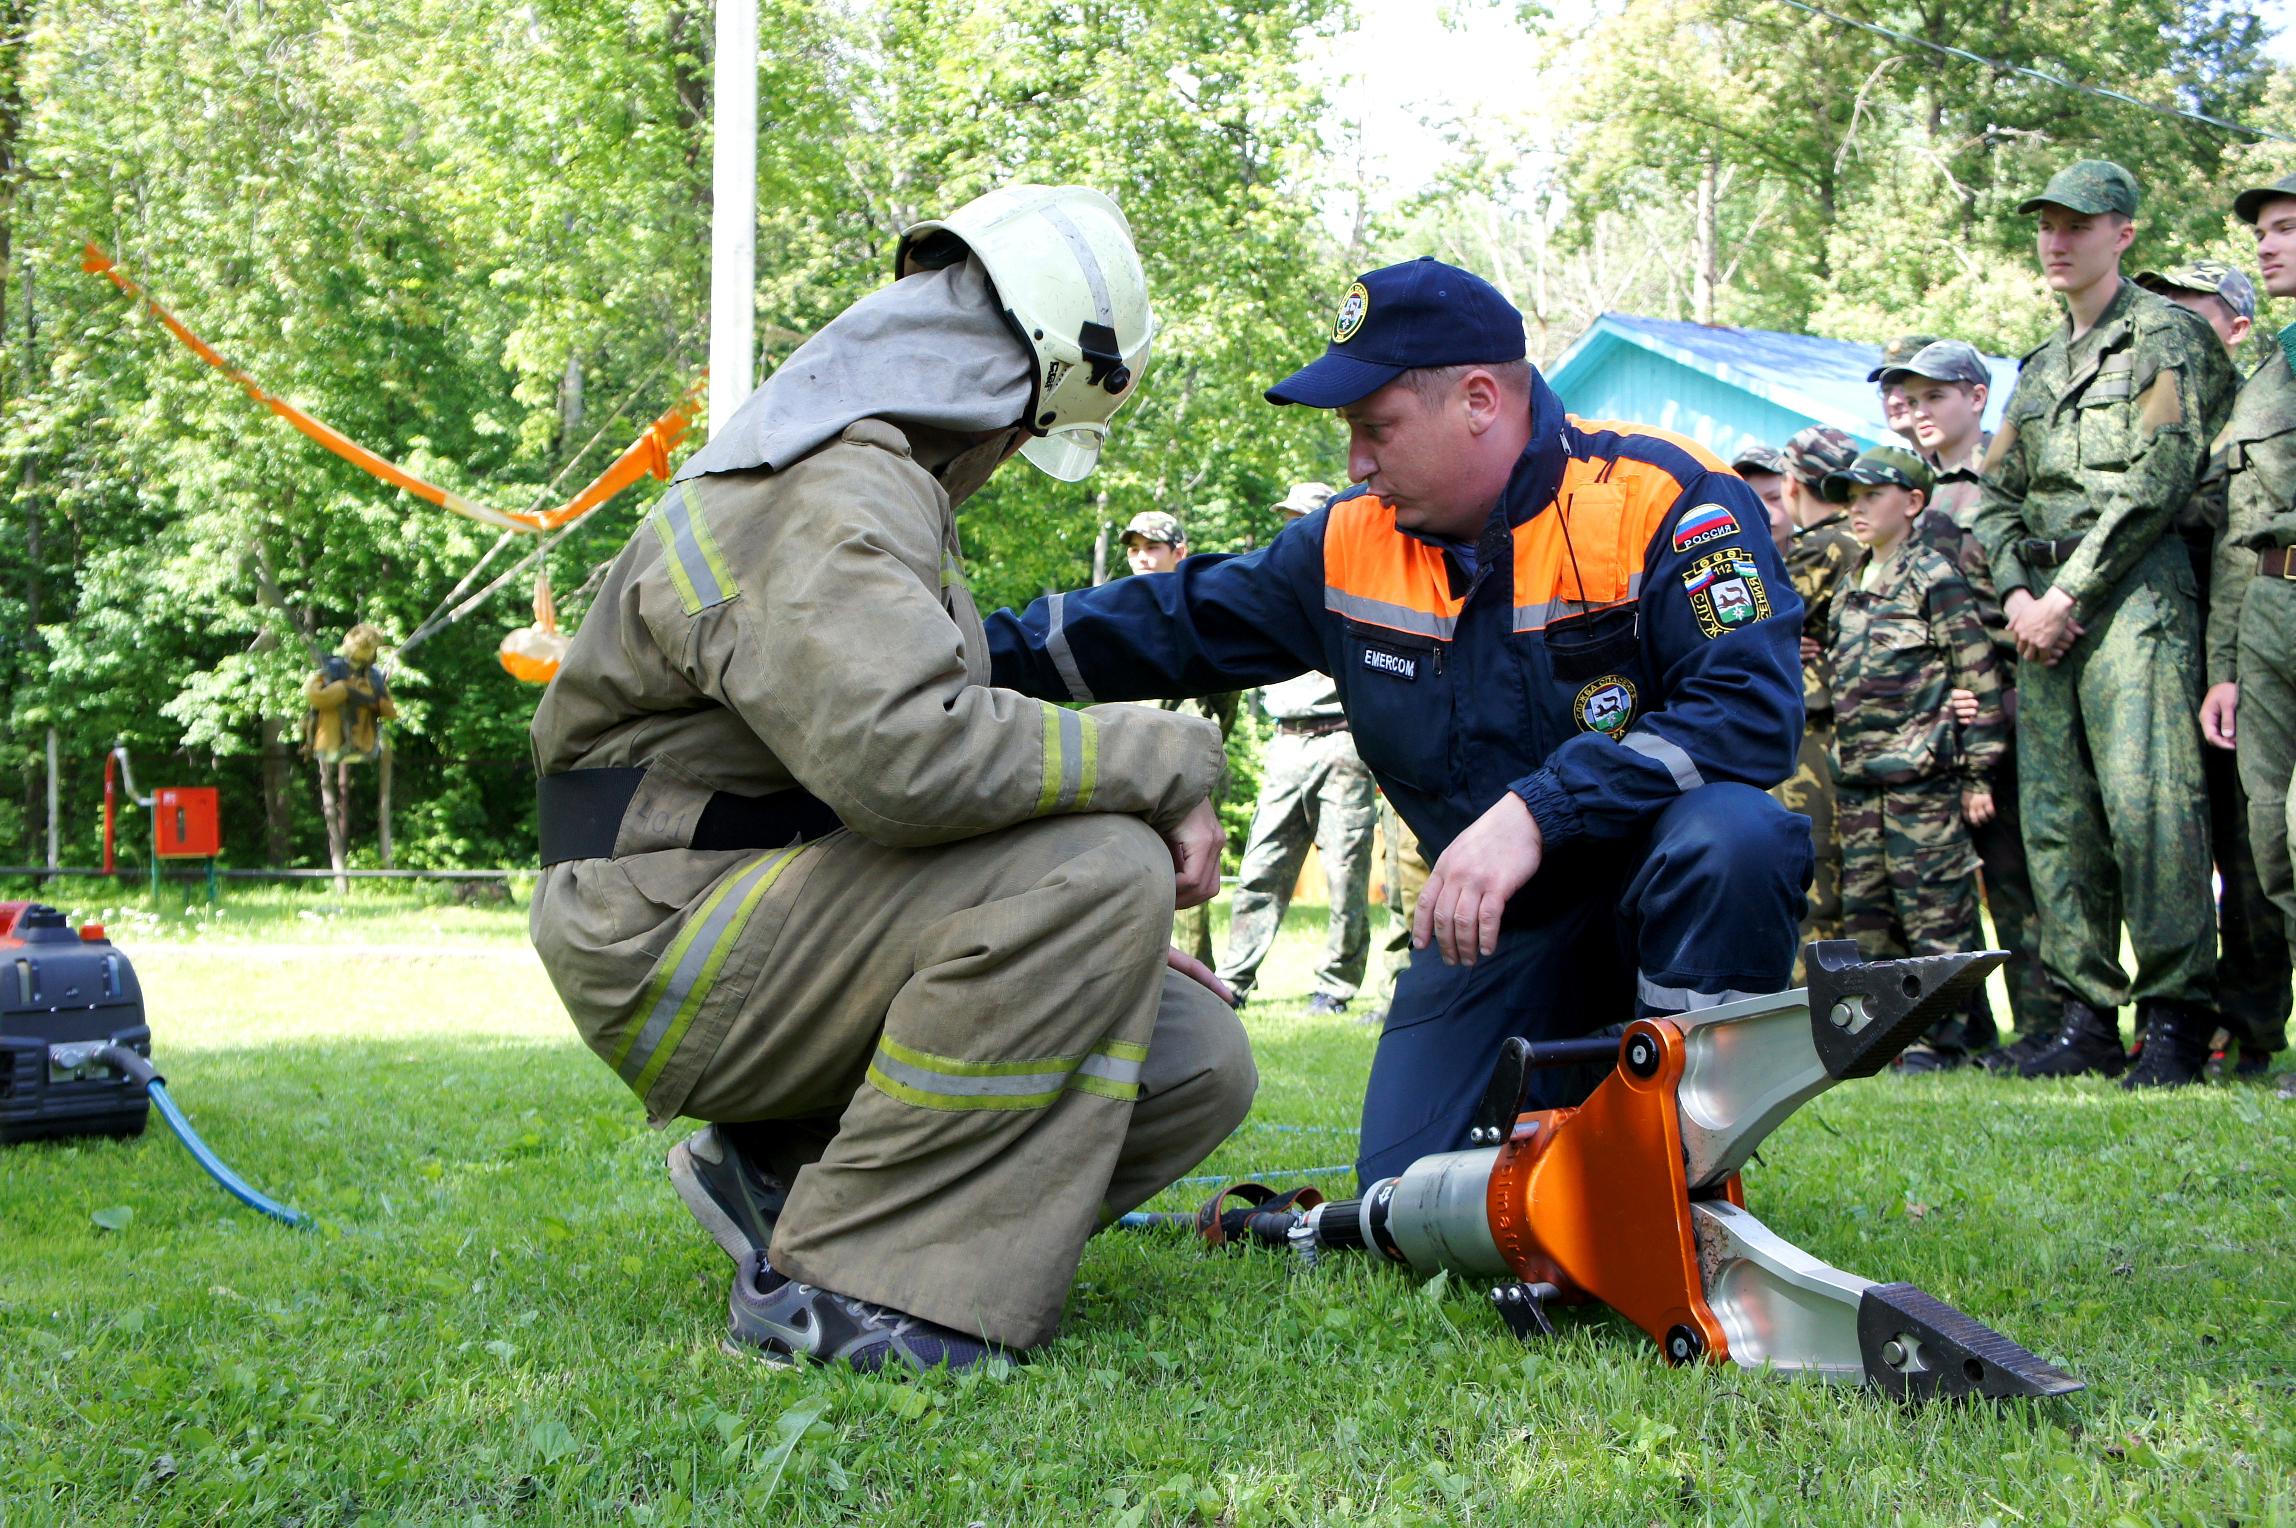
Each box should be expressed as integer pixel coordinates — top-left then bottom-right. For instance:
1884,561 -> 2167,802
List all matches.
1275,717 -> 1349,738
2017,535 -> 2085,569
536,767 -> 844,867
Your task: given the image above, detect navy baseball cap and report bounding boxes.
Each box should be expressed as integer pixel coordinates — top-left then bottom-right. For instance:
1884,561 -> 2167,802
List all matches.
1266,257 -> 1527,408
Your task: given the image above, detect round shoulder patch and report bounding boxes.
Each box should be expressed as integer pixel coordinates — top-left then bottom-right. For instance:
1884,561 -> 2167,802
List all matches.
1333,282 -> 1370,344
1574,676 -> 1638,737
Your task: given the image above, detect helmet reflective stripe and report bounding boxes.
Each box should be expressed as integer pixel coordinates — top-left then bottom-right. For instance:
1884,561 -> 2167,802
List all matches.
896,184 -> 1156,482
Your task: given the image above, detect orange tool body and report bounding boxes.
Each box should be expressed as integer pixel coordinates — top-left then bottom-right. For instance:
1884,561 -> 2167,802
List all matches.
1280,945 -> 2081,1401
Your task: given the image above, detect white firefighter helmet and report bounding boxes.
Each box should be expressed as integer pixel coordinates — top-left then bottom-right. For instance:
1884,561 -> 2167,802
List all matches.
895,184 -> 1157,482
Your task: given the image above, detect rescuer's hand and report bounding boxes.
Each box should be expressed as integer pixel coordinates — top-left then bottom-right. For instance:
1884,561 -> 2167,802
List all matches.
1415,792 -> 1542,967
1962,786 -> 1995,826
1166,797 -> 1225,910
2202,681 -> 2239,750
1949,688 -> 1979,726
1166,946 -> 1235,1006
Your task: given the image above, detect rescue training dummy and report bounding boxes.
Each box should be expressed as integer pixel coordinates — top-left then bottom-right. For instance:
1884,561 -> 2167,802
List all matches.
987,258 -> 1814,1186
527,185 -> 1253,1373
303,622 -> 398,872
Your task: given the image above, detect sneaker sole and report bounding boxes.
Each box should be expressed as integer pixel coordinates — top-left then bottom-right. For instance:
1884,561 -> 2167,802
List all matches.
668,1140 -> 768,1265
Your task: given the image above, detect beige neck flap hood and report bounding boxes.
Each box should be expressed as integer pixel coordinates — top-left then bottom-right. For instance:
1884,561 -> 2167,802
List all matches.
673,257 -> 1036,504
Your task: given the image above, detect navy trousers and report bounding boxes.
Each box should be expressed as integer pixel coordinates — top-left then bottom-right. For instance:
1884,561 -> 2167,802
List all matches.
1355,782 -> 1810,1185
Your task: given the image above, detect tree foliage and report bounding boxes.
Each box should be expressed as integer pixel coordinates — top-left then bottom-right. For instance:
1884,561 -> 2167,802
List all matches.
0,0 -> 1347,869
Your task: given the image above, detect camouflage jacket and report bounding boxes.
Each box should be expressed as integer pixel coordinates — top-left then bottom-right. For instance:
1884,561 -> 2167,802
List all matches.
2204,345 -> 2296,686
1828,541 -> 2006,789
1912,501 -> 2014,678
1786,512 -> 1862,716
1972,279 -> 2236,619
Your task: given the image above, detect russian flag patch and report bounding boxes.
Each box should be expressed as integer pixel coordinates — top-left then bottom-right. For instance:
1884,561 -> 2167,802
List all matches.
1671,502 -> 1739,552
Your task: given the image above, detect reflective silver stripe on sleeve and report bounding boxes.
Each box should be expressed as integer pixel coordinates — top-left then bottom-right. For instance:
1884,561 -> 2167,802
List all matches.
1622,729 -> 1705,791
1054,706 -> 1087,812
1323,588 -> 1458,640
661,485 -> 733,610
1038,204 -> 1115,327
1637,975 -> 1771,1013
1044,591 -> 1096,702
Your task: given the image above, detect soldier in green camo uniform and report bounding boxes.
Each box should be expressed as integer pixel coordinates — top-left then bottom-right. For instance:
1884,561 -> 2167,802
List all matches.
1885,340 -> 2054,1055
1121,510 -> 1244,968
1971,160 -> 2239,1086
2134,259 -> 2291,1075
2202,175 -> 2296,1095
1361,797 -> 1431,1028
1771,426 -> 1864,960
1824,446 -> 2008,1069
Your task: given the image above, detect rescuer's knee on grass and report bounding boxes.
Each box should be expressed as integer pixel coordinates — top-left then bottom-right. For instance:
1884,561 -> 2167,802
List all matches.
1623,782 -> 1811,1010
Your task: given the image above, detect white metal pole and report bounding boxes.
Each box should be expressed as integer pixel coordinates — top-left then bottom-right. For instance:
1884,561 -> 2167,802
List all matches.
708,0 -> 758,441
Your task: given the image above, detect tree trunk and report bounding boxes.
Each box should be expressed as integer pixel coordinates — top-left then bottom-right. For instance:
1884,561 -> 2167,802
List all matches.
1692,148 -> 1719,325
317,758 -> 348,893
1091,520 -> 1110,587
260,716 -> 292,865
376,747 -> 393,869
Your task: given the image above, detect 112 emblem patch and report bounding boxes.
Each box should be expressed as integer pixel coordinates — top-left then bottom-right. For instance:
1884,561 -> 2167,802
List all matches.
1671,502 -> 1739,553
1574,675 -> 1638,737
1681,550 -> 1771,639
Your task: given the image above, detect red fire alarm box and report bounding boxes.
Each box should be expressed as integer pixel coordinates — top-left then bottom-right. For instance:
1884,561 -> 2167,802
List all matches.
153,787 -> 221,859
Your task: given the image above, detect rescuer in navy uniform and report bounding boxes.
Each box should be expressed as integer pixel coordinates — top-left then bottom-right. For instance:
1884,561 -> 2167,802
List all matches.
987,258 -> 1810,1185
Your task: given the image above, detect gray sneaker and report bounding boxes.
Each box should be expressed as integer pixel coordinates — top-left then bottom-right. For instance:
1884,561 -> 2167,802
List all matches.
667,1125 -> 788,1264
724,1252 -> 1009,1374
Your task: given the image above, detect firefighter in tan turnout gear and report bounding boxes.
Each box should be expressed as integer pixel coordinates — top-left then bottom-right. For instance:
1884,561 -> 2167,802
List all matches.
527,185 -> 1255,1372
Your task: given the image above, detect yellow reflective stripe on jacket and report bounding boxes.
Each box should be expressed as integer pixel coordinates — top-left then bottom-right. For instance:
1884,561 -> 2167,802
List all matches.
610,845 -> 807,1097
867,1034 -> 1146,1111
1032,705 -> 1100,817
649,483 -> 740,615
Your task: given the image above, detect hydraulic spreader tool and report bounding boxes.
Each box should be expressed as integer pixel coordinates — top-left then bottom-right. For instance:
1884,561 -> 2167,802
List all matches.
1204,944 -> 2080,1401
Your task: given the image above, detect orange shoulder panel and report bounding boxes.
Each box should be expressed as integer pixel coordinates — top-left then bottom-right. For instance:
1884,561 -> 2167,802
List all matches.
1322,493 -> 1465,640
1565,415 -> 1734,475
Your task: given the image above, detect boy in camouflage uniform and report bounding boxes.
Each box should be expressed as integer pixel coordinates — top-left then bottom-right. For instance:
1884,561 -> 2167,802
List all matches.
1972,160 -> 2238,1083
2134,259 -> 2291,1076
1772,426 -> 1864,956
1886,340 -> 2052,1057
1823,447 -> 2008,1069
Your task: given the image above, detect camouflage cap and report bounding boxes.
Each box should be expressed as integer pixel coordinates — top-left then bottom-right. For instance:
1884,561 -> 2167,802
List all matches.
1120,510 -> 1186,546
1881,339 -> 1993,388
1272,481 -> 1337,518
2016,159 -> 2140,218
1731,444 -> 1790,476
1820,446 -> 1935,505
2134,259 -> 2256,321
1783,425 -> 1860,488
1864,333 -> 1943,384
2233,172 -> 2296,226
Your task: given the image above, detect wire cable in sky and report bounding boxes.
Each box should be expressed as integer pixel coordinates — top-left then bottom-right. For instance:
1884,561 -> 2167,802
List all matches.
1763,0 -> 2296,146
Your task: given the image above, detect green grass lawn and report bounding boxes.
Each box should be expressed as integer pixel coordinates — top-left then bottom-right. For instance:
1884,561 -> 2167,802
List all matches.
4,887 -> 2294,1524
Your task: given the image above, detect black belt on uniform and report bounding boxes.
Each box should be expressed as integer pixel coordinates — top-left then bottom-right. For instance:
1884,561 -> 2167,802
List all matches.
1275,716 -> 1349,738
2017,535 -> 2085,569
2260,547 -> 2296,581
536,767 -> 845,867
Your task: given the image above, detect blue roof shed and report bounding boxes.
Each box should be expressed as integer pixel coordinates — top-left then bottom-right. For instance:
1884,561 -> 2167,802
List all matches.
1543,313 -> 2018,462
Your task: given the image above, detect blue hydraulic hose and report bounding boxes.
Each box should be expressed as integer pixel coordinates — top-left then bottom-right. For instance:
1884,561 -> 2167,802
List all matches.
96,1046 -> 310,1228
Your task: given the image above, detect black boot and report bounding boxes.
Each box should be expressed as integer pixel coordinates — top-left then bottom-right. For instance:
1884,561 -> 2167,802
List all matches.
1979,1027 -> 2056,1074
2019,998 -> 2127,1080
2122,1002 -> 2214,1090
